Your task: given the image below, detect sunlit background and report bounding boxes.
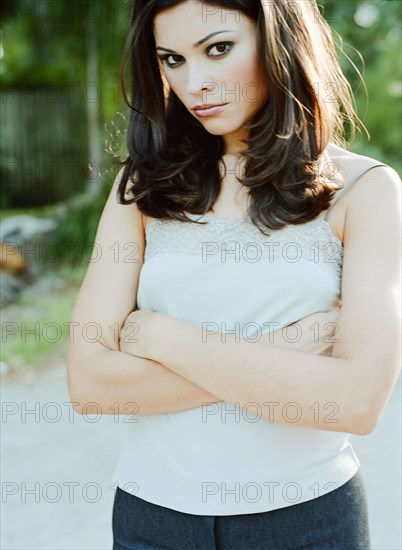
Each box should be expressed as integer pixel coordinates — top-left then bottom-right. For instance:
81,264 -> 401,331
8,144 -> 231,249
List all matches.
1,1 -> 401,548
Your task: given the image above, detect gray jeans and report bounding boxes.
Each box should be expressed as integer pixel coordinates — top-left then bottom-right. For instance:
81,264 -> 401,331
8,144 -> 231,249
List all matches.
112,469 -> 371,549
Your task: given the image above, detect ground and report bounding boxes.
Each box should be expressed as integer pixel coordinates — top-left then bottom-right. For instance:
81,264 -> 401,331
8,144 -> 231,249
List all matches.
1,361 -> 401,549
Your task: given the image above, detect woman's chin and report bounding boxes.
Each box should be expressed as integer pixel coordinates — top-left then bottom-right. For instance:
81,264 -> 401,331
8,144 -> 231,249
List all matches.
198,123 -> 239,137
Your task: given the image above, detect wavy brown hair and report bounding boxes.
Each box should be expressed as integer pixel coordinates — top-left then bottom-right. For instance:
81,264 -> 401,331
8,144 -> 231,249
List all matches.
116,0 -> 367,235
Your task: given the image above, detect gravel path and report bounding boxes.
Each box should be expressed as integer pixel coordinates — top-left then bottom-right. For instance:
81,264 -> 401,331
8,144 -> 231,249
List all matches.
2,364 -> 401,549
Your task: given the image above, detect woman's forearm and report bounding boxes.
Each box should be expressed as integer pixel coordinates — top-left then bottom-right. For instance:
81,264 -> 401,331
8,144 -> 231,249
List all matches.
90,308 -> 338,419
69,345 -> 223,416
69,309 -> 340,417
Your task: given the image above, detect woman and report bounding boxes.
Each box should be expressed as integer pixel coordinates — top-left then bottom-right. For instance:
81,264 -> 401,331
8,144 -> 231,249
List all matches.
67,1 -> 401,548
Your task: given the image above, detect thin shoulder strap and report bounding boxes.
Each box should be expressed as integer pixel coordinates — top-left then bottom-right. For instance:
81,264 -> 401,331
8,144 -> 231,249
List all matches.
324,162 -> 388,221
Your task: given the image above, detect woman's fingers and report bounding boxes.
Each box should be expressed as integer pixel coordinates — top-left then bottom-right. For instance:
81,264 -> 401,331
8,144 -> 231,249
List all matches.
266,307 -> 342,354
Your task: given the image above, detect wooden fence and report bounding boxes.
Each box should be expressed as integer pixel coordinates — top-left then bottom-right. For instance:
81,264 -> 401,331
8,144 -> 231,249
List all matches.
1,85 -> 88,207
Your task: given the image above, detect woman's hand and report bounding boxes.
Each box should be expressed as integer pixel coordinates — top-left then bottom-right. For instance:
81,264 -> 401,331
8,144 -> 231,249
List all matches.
263,306 -> 342,356
119,306 -> 342,363
119,309 -> 166,361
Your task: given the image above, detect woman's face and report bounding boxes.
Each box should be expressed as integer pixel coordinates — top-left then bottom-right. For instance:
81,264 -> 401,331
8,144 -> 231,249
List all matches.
153,0 -> 269,154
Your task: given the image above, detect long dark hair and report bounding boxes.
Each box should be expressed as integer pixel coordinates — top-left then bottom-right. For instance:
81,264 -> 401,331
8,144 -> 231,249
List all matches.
116,0 -> 367,235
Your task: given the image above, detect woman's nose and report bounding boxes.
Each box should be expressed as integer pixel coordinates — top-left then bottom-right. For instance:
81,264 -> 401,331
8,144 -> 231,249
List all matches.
185,64 -> 218,97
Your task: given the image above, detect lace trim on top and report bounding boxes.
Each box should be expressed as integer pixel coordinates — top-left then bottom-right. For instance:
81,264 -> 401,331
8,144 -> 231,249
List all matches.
144,213 -> 343,278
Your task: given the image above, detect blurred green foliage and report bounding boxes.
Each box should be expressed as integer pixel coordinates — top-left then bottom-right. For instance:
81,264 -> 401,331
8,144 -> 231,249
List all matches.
0,0 -> 129,121
1,283 -> 77,366
0,261 -> 88,366
1,0 -> 400,267
319,0 -> 401,173
50,166 -> 119,266
1,0 -> 400,173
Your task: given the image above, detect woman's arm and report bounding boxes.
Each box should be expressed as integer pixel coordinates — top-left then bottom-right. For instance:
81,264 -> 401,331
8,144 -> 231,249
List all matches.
110,307 -> 340,417
131,166 -> 401,434
67,168 -> 224,416
70,343 -> 222,416
73,307 -> 337,416
69,167 -> 331,417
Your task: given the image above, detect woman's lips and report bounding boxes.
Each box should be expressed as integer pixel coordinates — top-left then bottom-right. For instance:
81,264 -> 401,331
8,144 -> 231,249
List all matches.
193,104 -> 228,117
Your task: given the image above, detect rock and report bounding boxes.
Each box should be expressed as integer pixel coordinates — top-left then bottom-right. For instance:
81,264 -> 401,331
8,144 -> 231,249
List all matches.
0,214 -> 58,304
0,243 -> 28,275
0,271 -> 27,307
0,215 -> 57,245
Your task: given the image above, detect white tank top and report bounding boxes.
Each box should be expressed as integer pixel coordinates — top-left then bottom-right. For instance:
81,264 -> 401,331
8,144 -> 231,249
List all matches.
112,147 -> 386,515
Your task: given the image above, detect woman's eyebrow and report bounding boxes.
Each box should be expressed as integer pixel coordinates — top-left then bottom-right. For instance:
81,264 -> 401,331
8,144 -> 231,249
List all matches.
155,30 -> 235,53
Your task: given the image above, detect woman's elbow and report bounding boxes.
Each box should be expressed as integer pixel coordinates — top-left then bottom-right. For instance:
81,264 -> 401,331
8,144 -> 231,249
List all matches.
350,404 -> 378,436
66,361 -> 88,415
66,345 -> 95,414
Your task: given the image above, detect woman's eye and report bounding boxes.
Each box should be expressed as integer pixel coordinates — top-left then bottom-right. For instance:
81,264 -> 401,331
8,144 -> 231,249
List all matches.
160,42 -> 233,69
162,54 -> 183,68
208,42 -> 233,57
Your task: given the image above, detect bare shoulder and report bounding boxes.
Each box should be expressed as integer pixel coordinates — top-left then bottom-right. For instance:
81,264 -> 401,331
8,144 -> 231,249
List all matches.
330,145 -> 401,244
327,142 -> 384,173
321,143 -> 400,243
116,167 -> 151,234
345,163 -> 401,231
326,142 -> 400,202
112,167 -> 147,234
